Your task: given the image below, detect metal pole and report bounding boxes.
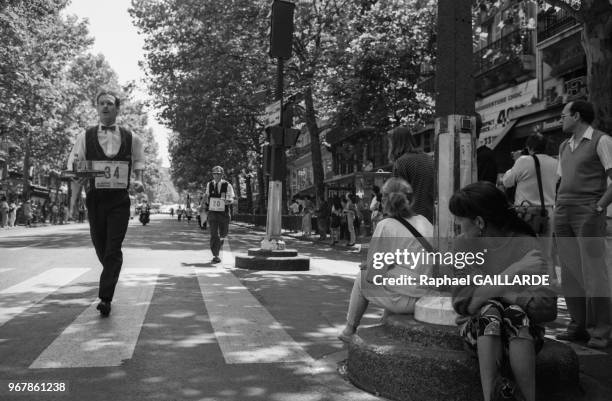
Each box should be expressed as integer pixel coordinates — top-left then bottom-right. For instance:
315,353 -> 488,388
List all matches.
262,58 -> 285,249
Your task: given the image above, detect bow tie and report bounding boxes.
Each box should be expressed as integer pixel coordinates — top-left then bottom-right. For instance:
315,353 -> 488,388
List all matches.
101,125 -> 116,131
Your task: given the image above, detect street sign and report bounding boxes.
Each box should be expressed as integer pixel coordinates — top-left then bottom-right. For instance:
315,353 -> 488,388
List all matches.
263,100 -> 282,128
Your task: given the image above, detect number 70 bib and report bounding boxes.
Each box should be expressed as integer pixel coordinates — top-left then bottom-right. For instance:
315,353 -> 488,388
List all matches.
92,161 -> 130,189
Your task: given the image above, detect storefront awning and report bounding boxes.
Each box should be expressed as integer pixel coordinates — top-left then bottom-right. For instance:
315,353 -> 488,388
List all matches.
490,120 -> 519,150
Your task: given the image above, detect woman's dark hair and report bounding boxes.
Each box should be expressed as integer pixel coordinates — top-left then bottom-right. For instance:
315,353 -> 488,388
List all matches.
569,100 -> 595,124
525,133 -> 547,153
449,181 -> 536,237
382,177 -> 415,218
390,127 -> 418,160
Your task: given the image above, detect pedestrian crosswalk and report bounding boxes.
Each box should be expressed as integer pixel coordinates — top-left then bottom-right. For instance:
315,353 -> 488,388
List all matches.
0,268 -> 90,328
30,268 -> 160,368
0,263 -> 313,370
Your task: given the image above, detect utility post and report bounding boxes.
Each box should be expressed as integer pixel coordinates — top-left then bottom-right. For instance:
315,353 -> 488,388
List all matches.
261,0 -> 296,250
434,0 -> 477,249
413,0 -> 477,326
236,0 -> 308,270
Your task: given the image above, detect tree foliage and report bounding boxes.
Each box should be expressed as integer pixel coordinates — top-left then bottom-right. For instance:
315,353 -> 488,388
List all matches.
0,0 -> 161,198
130,0 -> 274,194
544,0 -> 612,131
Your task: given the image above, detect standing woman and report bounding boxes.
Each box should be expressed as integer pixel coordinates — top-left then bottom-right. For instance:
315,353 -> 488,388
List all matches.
343,193 -> 357,246
330,196 -> 342,245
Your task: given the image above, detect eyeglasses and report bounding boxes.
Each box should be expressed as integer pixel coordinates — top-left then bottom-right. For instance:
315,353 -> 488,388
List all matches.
561,113 -> 574,119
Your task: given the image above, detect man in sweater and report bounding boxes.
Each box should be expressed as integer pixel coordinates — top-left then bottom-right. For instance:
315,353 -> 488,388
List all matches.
554,100 -> 612,349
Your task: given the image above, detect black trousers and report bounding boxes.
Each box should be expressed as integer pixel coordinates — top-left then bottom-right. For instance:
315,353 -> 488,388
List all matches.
86,190 -> 130,302
208,211 -> 229,257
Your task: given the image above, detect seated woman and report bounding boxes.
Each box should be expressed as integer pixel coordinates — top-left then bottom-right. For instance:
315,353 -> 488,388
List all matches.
339,177 -> 434,342
449,182 -> 557,401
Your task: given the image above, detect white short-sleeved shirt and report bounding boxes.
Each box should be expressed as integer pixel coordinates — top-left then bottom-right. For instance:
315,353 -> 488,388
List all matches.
502,154 -> 558,206
556,126 -> 612,177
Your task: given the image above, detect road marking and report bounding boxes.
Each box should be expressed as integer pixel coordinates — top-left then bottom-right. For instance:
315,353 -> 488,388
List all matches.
30,268 -> 160,369
0,268 -> 15,273
195,266 -> 313,364
0,268 -> 90,327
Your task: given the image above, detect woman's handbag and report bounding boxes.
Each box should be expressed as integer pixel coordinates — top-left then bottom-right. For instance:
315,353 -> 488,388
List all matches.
513,155 -> 549,235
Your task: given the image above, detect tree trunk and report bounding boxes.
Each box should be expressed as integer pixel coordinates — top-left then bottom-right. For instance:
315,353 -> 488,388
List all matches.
22,133 -> 31,200
304,85 -> 326,204
257,166 -> 266,213
581,4 -> 612,132
245,174 -> 253,213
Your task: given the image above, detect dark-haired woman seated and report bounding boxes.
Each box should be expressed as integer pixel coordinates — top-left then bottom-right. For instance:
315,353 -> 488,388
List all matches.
449,182 -> 557,401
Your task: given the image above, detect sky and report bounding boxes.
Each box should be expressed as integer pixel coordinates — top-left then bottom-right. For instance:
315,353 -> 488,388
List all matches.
63,0 -> 171,168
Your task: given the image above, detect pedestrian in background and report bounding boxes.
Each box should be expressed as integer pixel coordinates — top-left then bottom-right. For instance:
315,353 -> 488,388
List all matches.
391,126 -> 435,223
369,186 -> 383,232
342,193 -> 357,247
198,196 -> 208,230
67,89 -> 146,317
204,166 -> 235,263
502,133 -> 558,275
474,113 -> 498,185
22,200 -> 32,227
8,200 -> 16,228
330,196 -> 342,246
301,195 -> 314,239
554,100 -> 612,349
0,197 -> 8,228
316,198 -> 330,242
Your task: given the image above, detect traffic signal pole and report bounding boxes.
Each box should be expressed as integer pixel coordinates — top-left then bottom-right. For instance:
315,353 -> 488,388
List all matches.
261,57 -> 285,250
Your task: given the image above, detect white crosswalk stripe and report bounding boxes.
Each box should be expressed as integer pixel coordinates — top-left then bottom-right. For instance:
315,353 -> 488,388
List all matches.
195,266 -> 313,364
0,268 -> 91,328
30,268 -> 160,369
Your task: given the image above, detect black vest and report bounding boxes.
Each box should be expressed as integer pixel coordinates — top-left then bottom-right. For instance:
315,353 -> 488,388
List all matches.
85,126 -> 133,192
208,180 -> 229,214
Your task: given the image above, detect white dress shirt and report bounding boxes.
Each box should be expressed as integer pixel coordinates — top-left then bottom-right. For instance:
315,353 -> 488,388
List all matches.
67,125 -> 145,170
502,154 -> 558,206
205,179 -> 235,203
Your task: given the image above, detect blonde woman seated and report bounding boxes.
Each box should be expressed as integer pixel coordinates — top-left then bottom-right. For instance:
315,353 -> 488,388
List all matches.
339,177 -> 434,342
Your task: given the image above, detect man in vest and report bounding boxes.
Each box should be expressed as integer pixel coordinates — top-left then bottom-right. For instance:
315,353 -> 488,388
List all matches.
554,100 -> 612,349
205,166 -> 235,263
67,90 -> 145,317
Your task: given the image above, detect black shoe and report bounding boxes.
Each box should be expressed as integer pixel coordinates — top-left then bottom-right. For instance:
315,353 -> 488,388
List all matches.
96,301 -> 111,317
212,256 -> 221,263
556,328 -> 590,342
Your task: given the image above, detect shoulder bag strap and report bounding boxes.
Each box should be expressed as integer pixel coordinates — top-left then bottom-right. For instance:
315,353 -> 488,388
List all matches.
391,217 -> 435,252
532,155 -> 546,215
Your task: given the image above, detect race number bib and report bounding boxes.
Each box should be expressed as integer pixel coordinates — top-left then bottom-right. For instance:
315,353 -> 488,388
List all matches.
92,161 -> 130,189
209,197 -> 225,212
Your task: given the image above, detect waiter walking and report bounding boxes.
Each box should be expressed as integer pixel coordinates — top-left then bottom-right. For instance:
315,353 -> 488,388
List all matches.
68,90 -> 145,317
204,166 -> 235,263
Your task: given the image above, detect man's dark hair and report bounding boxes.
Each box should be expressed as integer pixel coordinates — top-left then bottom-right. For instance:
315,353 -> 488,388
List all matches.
569,100 -> 595,124
96,90 -> 121,108
525,132 -> 548,153
390,127 -> 417,160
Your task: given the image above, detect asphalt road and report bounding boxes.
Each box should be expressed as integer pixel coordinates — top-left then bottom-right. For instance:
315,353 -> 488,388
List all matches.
0,215 -> 382,401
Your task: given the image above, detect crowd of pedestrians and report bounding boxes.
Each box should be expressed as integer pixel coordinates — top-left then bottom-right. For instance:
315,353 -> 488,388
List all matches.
333,100 -> 611,401
0,197 -> 75,229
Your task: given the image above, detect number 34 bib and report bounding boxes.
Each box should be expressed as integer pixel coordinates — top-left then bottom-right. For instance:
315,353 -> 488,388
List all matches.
92,161 -> 130,189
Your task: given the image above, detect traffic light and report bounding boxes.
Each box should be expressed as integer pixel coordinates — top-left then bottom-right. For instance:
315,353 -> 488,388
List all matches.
269,0 -> 295,59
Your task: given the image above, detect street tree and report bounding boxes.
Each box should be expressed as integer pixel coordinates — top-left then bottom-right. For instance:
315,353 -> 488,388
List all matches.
543,0 -> 612,131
